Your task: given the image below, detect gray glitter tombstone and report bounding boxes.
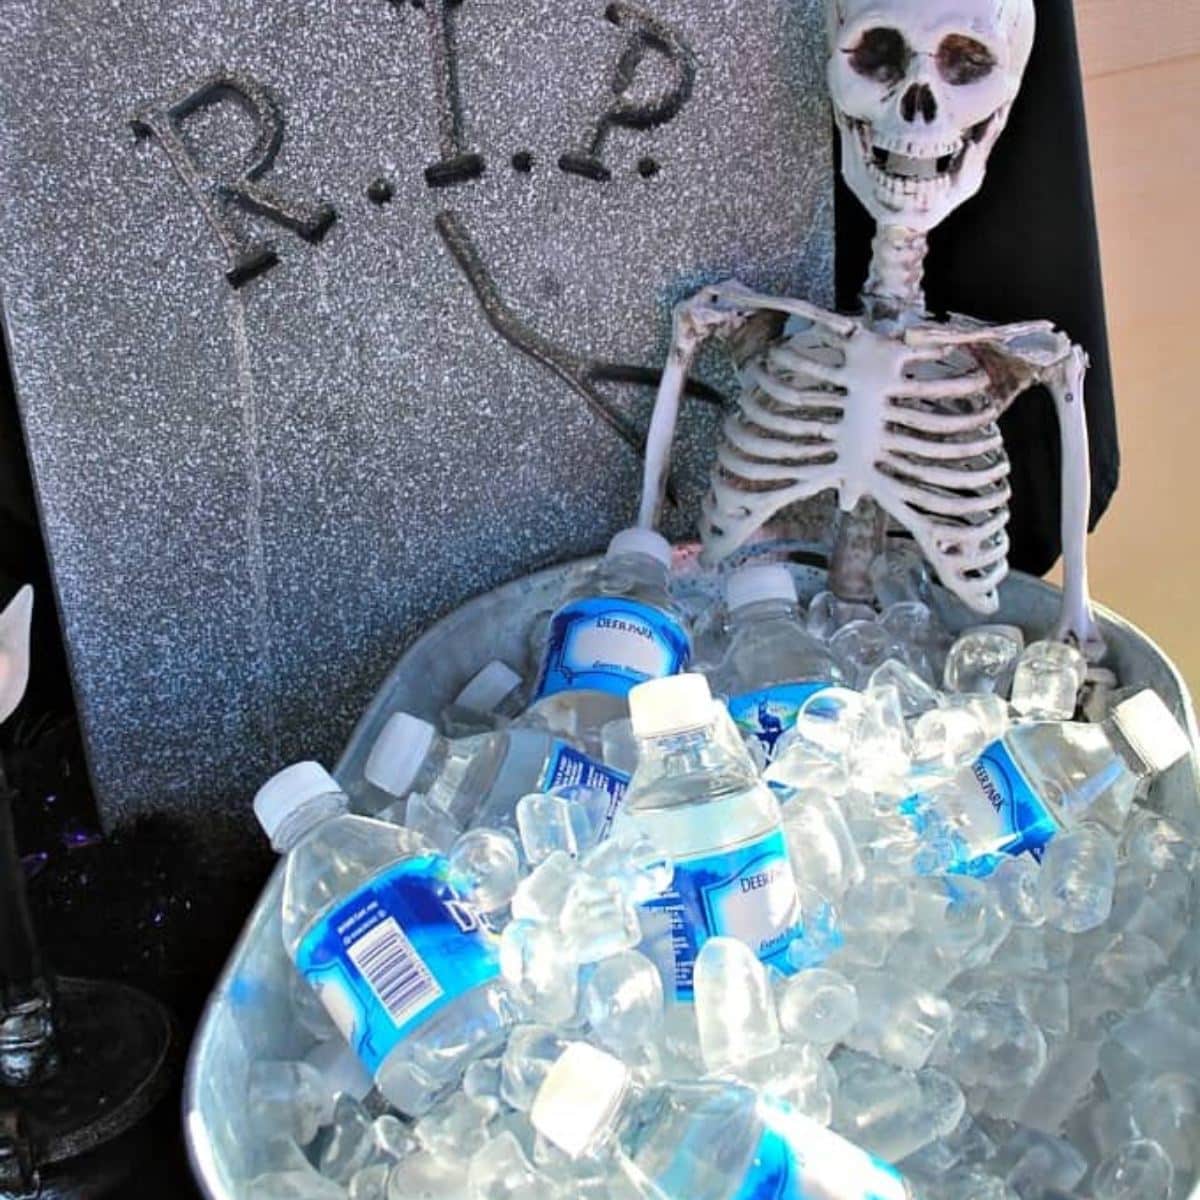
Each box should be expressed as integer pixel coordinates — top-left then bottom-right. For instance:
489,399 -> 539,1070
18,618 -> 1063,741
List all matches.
0,0 -> 833,844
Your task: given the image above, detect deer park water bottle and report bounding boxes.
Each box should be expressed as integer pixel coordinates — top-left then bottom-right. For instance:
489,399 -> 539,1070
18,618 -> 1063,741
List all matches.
364,713 -> 628,835
709,563 -> 845,761
531,1041 -> 913,1199
903,689 -> 1190,876
525,527 -> 692,754
620,673 -> 803,999
254,762 -> 514,1116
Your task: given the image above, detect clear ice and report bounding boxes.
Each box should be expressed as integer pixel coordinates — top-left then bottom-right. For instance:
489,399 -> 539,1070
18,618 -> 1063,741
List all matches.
247,553 -> 1200,1200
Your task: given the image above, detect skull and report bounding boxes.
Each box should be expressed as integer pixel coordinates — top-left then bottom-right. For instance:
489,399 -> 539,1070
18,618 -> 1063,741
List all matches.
827,0 -> 1035,231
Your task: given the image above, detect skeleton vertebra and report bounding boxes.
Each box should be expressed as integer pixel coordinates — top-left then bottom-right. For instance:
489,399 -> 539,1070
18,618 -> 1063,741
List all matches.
639,0 -> 1102,656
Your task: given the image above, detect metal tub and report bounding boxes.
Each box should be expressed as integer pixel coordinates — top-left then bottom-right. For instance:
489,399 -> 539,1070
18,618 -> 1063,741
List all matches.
184,550 -> 1200,1200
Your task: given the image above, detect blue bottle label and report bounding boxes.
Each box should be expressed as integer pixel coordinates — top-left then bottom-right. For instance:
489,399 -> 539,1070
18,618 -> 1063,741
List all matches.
727,683 -> 829,760
540,740 -> 630,840
639,828 -> 801,1000
901,738 -> 1061,877
727,1098 -> 909,1200
295,856 -> 500,1075
533,597 -> 690,701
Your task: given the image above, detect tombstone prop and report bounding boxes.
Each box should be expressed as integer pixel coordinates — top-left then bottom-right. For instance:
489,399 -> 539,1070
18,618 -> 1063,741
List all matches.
0,0 -> 834,844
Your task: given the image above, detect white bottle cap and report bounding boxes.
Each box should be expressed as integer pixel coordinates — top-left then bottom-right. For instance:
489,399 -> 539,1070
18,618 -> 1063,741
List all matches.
253,761 -> 344,843
455,660 -> 523,713
1112,690 -> 1191,774
607,527 -> 672,569
530,1042 -> 632,1159
725,563 -> 797,613
628,673 -> 713,739
364,712 -> 437,797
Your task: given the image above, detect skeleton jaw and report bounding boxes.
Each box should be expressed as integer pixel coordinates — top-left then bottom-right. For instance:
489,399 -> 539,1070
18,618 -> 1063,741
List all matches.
837,108 -> 1006,231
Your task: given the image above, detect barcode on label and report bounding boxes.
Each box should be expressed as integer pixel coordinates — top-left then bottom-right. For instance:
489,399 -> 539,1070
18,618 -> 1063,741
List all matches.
347,916 -> 442,1028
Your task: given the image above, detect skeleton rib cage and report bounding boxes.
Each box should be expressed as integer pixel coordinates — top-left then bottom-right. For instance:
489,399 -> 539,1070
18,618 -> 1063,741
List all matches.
701,317 -> 1012,613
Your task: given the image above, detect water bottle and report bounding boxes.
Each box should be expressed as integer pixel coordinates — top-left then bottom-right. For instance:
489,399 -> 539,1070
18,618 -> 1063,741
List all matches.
254,762 -> 515,1116
619,673 -> 803,999
531,1042 -> 913,1199
708,563 -> 845,761
525,527 -> 692,754
902,689 -> 1190,877
364,713 -> 628,836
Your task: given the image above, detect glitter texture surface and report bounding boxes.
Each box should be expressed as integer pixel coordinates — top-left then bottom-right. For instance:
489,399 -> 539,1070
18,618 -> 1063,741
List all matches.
0,0 -> 833,836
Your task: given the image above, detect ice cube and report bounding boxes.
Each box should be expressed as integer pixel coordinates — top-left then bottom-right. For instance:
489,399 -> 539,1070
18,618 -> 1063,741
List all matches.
830,621 -> 896,689
414,1092 -> 494,1160
942,625 -> 1024,696
559,874 -> 641,963
726,1042 -> 837,1125
499,919 -> 579,1025
448,828 -> 521,912
349,1162 -> 391,1200
780,793 -> 863,899
1039,823 -> 1118,933
1128,1073 -> 1200,1172
776,968 -> 859,1046
467,1131 -> 547,1200
248,1060 -> 335,1146
1092,1138 -> 1174,1200
694,937 -> 781,1072
511,852 -> 577,924
832,1049 -> 961,1160
582,950 -> 664,1054
845,971 -> 952,1071
943,995 -> 1046,1092
385,1149 -> 468,1199
500,1026 -> 569,1112
989,856 -> 1044,928
581,829 -> 673,904
372,1114 -> 418,1162
869,658 -> 940,718
318,1093 -> 378,1183
516,789 -> 602,863
1010,639 -> 1086,720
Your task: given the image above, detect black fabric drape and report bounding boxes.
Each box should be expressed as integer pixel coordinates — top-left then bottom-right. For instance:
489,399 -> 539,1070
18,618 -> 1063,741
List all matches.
835,0 -> 1118,577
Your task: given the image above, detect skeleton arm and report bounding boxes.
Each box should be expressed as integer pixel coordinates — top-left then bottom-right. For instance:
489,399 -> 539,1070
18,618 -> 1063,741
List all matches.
639,282 -> 855,528
918,323 -> 1103,658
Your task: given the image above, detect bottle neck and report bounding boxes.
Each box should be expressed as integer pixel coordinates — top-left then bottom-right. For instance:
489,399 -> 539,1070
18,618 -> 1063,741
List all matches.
728,598 -> 800,630
273,793 -> 348,853
600,551 -> 670,591
634,714 -> 756,784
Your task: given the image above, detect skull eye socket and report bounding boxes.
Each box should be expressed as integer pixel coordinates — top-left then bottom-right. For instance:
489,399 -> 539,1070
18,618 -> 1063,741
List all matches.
848,27 -> 908,85
936,34 -> 996,85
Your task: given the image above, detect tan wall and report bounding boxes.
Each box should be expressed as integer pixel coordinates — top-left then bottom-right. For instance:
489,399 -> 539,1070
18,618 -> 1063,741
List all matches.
1064,3 -> 1200,690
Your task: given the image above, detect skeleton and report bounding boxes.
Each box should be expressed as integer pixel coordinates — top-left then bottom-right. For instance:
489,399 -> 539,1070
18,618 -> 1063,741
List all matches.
640,0 -> 1102,656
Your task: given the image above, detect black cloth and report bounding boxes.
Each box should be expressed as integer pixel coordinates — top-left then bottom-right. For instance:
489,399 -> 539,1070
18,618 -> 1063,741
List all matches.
835,0 -> 1118,577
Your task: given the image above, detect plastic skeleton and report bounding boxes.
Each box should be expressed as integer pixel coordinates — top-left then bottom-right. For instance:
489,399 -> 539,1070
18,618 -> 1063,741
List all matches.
640,0 -> 1102,656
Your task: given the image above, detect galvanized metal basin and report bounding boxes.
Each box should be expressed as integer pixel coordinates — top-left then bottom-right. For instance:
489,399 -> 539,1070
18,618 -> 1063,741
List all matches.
183,548 -> 1200,1200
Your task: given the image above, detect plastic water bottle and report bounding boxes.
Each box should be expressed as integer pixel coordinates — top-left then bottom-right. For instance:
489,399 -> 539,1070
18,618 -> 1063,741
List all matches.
619,674 -> 803,999
254,762 -> 515,1116
902,690 -> 1190,877
531,1042 -> 913,1199
708,563 -> 845,761
364,713 -> 628,836
525,528 -> 692,754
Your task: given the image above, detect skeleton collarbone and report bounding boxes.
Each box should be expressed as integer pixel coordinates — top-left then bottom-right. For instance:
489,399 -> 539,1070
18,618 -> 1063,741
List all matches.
710,312 -> 1014,612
